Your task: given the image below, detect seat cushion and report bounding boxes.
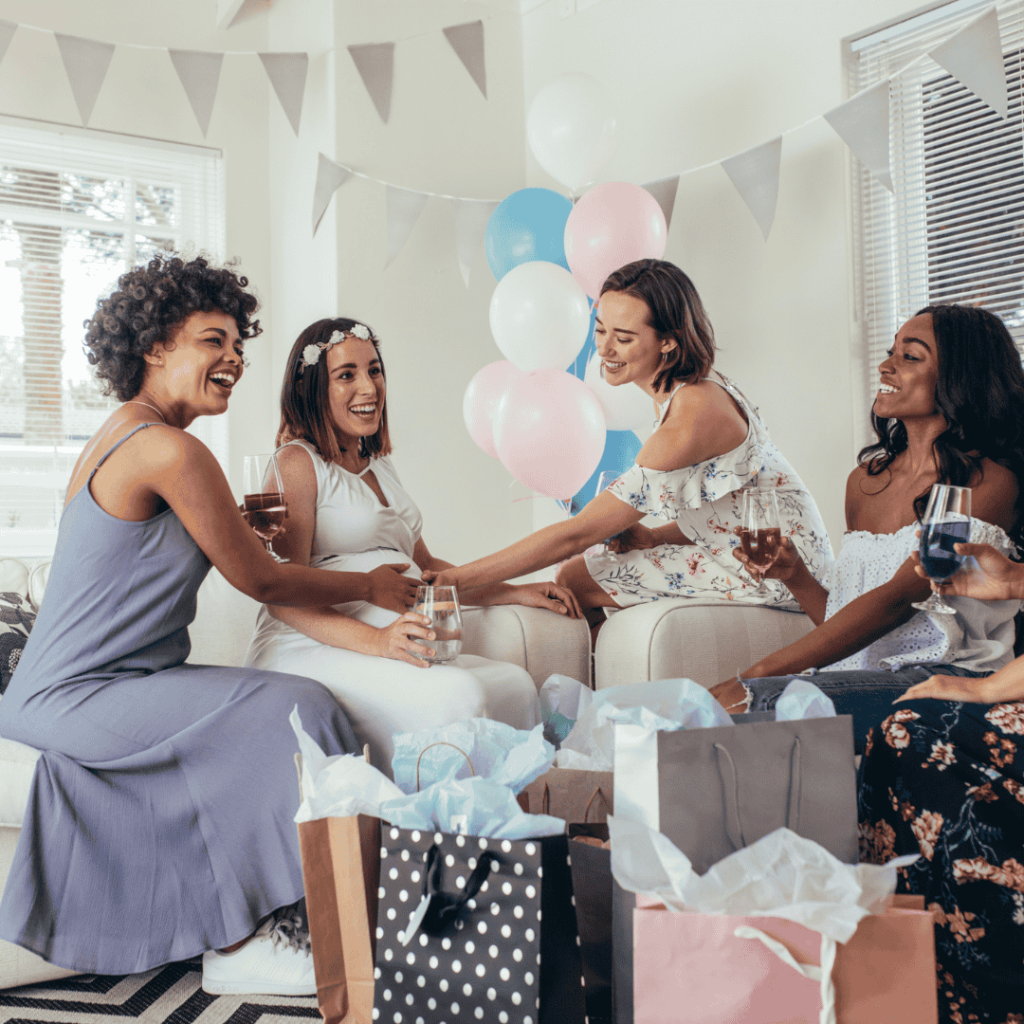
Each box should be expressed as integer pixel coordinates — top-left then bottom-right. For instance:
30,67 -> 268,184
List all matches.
0,737 -> 40,828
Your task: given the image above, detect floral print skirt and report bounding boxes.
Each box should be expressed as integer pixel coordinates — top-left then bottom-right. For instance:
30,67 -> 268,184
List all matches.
858,699 -> 1024,1023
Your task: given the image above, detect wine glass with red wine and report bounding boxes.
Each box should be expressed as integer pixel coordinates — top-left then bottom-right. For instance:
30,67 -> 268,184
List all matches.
243,454 -> 287,562
740,488 -> 782,595
911,484 -> 971,616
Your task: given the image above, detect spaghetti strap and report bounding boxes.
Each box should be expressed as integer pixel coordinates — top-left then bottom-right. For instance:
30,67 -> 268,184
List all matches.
90,422 -> 158,478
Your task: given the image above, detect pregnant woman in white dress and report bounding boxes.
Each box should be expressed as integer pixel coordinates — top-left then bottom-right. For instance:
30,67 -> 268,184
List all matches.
244,318 -> 581,770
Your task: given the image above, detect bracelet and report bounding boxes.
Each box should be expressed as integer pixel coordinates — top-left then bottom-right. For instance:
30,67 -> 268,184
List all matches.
723,673 -> 753,714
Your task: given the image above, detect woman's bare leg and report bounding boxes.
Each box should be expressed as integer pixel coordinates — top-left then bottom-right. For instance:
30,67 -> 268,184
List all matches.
555,555 -> 621,643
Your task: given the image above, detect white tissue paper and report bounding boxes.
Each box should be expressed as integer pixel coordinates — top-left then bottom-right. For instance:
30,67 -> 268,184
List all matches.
291,707 -> 405,822
380,776 -> 565,839
391,718 -> 554,794
556,678 -> 733,770
774,679 -> 836,721
291,707 -> 564,838
539,673 -> 591,744
607,815 -> 918,944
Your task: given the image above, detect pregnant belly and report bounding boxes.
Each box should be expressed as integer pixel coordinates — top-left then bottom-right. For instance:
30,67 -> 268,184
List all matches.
312,549 -> 420,629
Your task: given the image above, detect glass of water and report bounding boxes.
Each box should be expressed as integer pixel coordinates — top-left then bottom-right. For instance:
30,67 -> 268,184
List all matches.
413,586 -> 463,664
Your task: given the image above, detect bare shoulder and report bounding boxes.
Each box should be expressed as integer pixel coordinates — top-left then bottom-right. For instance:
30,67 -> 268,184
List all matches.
276,442 -> 319,503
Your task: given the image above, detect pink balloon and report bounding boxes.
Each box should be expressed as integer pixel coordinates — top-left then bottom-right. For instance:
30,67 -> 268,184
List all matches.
463,360 -> 525,458
563,182 -> 668,299
493,370 -> 606,499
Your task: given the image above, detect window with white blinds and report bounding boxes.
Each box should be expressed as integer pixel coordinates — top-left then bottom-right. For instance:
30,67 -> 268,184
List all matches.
0,119 -> 225,556
845,0 -> 1024,449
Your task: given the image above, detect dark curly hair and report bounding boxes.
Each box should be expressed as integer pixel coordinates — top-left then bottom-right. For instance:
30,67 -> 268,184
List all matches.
858,303 -> 1024,548
84,254 -> 262,401
277,318 -> 392,463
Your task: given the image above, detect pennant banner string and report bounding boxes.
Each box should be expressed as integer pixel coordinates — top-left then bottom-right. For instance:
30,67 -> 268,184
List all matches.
0,16 -> 493,56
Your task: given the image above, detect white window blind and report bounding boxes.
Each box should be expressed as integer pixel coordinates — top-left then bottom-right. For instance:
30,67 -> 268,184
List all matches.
845,0 -> 1024,449
0,119 -> 225,556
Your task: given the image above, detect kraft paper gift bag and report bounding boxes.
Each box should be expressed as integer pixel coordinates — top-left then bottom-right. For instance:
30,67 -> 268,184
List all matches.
631,901 -> 938,1024
298,814 -> 381,1024
520,767 -> 613,823
372,825 -> 586,1024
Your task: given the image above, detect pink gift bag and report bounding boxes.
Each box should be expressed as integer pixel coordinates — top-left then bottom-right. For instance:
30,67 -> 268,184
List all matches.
632,897 -> 937,1024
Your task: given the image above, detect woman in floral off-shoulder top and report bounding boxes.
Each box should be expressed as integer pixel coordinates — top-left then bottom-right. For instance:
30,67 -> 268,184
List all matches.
430,259 -> 832,633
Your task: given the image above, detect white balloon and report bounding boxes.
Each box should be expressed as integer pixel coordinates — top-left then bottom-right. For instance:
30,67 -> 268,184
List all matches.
488,261 -> 592,372
527,74 -> 620,192
583,351 -> 656,433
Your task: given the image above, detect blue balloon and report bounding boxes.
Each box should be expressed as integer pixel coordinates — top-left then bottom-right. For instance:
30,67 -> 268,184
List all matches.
485,188 -> 574,281
569,430 -> 643,516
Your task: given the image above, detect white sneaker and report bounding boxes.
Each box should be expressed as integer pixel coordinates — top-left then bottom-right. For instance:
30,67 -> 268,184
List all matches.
202,908 -> 316,997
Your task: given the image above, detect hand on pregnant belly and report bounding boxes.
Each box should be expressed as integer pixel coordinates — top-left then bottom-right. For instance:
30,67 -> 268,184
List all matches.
367,563 -> 420,612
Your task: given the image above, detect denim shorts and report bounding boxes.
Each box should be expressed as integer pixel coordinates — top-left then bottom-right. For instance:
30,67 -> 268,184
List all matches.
744,663 -> 991,753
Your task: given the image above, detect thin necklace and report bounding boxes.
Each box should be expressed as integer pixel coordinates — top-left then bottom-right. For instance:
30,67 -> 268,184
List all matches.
126,400 -> 167,422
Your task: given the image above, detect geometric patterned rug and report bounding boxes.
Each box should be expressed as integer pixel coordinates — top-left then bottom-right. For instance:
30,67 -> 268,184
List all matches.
0,960 -> 321,1024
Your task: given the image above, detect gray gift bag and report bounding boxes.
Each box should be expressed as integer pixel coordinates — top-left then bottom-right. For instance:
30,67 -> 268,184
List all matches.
612,713 -> 859,1024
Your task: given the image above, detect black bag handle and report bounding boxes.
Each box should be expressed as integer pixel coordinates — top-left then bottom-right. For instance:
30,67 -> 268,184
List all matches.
417,844 -> 501,937
713,735 -> 802,850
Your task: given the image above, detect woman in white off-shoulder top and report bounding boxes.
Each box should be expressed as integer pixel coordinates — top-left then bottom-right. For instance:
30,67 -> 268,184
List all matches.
429,259 -> 832,634
710,303 -> 1024,750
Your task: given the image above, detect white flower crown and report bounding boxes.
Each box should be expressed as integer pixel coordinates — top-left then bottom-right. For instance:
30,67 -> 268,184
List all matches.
300,322 -> 375,372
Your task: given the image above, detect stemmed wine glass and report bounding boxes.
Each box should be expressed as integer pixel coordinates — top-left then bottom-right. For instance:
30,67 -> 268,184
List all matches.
413,586 -> 463,664
242,454 -> 288,562
740,488 -> 782,595
912,484 -> 972,616
588,470 -> 623,568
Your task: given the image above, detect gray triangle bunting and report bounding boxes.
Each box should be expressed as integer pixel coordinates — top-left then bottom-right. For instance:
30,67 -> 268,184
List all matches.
168,49 -> 224,137
386,185 -> 429,267
642,176 -> 679,231
452,198 -> 498,286
930,6 -> 1007,119
824,79 -> 893,194
348,42 -> 394,123
54,33 -> 115,125
443,21 -> 486,98
0,20 -> 16,66
312,153 -> 350,237
259,52 -> 309,136
720,136 -> 782,242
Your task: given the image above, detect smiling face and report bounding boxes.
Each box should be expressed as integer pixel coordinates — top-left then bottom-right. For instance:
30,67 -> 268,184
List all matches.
324,336 -> 385,449
594,290 -> 679,397
146,310 -> 244,421
874,313 -> 941,422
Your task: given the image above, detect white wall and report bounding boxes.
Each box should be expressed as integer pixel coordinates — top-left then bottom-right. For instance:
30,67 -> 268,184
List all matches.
522,0 -> 927,547
0,0 -> 274,494
263,0 -> 537,566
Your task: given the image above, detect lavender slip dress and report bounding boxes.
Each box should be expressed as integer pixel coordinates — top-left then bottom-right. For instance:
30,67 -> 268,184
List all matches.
0,424 -> 357,975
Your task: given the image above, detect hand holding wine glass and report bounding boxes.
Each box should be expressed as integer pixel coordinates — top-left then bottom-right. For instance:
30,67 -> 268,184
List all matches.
739,488 -> 782,595
912,484 -> 971,616
243,454 -> 288,562
412,585 -> 463,664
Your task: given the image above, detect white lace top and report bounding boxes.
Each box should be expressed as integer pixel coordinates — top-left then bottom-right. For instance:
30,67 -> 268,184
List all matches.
824,519 -> 1021,673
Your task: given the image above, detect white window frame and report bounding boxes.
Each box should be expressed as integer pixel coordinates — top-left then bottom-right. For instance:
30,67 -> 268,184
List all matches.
844,0 -> 1024,452
0,116 -> 226,557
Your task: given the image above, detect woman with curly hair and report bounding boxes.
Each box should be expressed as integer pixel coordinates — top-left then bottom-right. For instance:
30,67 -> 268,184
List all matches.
243,318 -> 581,768
0,256 -> 415,995
709,304 -> 1024,747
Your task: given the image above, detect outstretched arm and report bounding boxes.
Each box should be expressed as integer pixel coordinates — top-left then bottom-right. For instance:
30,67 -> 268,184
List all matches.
431,490 -> 644,590
414,538 -> 583,617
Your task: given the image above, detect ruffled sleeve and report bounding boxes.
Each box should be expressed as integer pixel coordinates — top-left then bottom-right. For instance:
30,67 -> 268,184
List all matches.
608,435 -> 763,519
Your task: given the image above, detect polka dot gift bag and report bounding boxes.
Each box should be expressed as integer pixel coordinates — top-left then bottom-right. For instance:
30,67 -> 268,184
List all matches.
373,826 -> 586,1024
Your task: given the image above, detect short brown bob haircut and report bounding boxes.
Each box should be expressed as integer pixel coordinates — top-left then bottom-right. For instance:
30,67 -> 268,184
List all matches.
277,317 -> 392,463
600,259 -> 716,394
